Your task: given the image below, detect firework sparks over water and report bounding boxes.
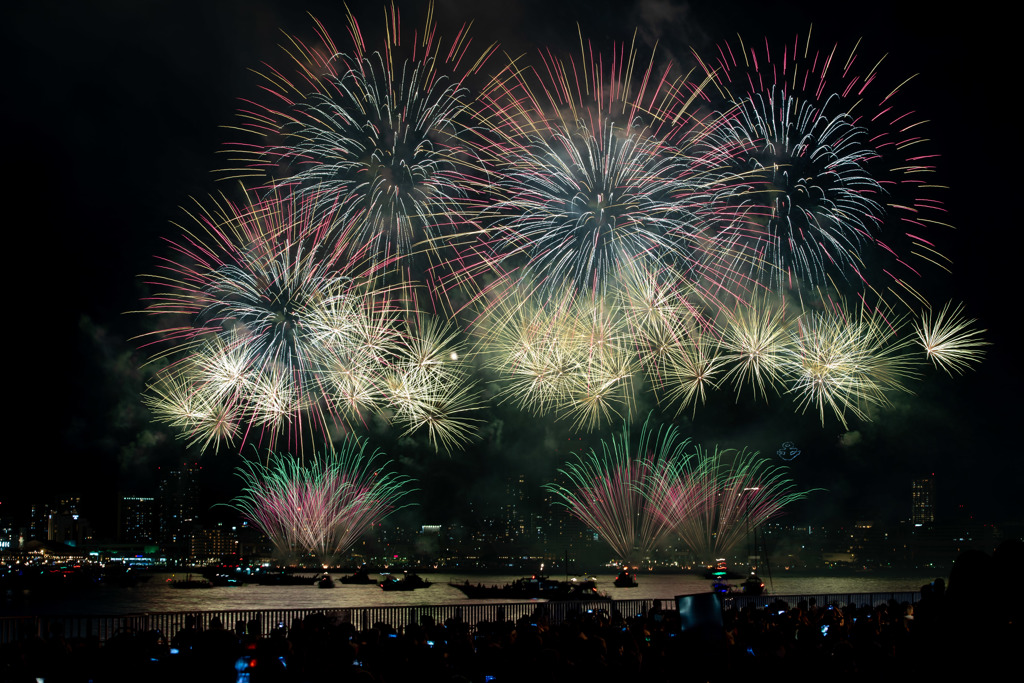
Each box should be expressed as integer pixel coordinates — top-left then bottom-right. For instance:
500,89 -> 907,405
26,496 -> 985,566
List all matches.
545,419 -> 690,564
230,439 -> 415,565
651,445 -> 817,563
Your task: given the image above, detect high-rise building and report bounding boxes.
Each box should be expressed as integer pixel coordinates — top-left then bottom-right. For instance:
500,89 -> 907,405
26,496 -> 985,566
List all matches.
29,502 -> 51,541
0,515 -> 14,552
501,473 -> 529,543
158,462 -> 201,554
46,496 -> 93,548
118,496 -> 156,544
912,476 -> 936,526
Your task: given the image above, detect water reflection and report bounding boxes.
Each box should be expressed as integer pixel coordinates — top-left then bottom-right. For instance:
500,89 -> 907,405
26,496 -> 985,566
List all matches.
2,571 -> 940,617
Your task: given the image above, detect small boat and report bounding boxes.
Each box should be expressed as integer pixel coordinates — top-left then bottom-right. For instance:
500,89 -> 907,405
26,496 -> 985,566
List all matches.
318,572 -> 335,589
613,569 -> 638,588
703,558 -> 743,580
379,573 -> 431,591
449,574 -> 607,600
168,575 -> 213,589
207,573 -> 244,587
741,572 -> 765,595
339,566 -> 375,585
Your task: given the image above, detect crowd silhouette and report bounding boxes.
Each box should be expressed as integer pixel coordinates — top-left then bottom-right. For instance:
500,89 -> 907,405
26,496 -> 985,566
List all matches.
2,541 -> 1019,682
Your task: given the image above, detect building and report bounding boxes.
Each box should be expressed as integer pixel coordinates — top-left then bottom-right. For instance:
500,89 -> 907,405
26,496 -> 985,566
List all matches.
912,476 -> 936,526
118,496 -> 156,544
28,502 -> 51,542
158,462 -> 201,556
190,525 -> 239,564
46,496 -> 93,548
0,515 -> 15,553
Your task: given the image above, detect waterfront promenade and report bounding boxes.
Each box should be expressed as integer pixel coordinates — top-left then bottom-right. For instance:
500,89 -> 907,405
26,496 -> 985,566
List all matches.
2,586 -> 1002,682
0,591 -> 920,646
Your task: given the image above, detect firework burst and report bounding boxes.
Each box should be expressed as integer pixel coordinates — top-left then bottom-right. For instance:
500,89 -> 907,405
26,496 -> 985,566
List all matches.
784,303 -> 917,427
142,359 -> 242,453
384,316 -> 481,450
478,33 -> 743,304
481,286 -> 637,429
693,30 -> 951,303
914,302 -> 987,375
655,324 -> 726,415
139,191 -> 479,452
224,3 -> 498,308
719,296 -> 793,400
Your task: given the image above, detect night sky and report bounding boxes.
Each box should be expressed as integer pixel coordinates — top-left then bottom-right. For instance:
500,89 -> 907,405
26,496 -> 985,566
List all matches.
4,0 -> 1019,535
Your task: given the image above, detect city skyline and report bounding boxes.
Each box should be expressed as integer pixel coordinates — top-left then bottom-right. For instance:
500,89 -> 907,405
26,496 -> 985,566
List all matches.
7,467 -> 997,574
4,0 -> 1018,542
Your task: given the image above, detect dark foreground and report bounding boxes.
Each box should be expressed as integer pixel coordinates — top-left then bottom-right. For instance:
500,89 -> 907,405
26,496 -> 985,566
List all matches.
2,547 -> 1019,681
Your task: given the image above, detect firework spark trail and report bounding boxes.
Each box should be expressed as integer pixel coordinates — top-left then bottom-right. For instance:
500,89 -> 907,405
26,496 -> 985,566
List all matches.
139,191 -> 479,452
654,446 -> 817,563
229,439 -> 415,566
545,419 -> 691,564
914,302 -> 987,375
692,30 -> 952,305
223,3 -> 498,310
655,324 -> 726,415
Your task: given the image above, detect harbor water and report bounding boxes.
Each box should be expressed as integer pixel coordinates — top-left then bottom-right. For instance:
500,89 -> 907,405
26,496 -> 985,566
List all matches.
1,570 -> 942,617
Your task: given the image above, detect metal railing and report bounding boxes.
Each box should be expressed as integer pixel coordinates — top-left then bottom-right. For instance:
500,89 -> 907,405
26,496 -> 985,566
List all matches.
722,591 -> 920,611
0,598 -> 673,644
0,591 -> 919,645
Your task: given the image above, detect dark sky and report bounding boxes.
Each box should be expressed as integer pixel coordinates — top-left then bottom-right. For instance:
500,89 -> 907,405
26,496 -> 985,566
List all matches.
4,0 -> 1019,534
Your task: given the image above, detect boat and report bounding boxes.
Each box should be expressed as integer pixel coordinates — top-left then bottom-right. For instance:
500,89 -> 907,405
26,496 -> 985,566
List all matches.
317,572 -> 335,589
449,574 -> 607,600
168,575 -> 213,589
339,566 -> 375,585
379,573 -> 431,591
100,563 -> 151,587
613,569 -> 638,588
703,558 -> 743,581
741,572 -> 765,595
207,573 -> 244,587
